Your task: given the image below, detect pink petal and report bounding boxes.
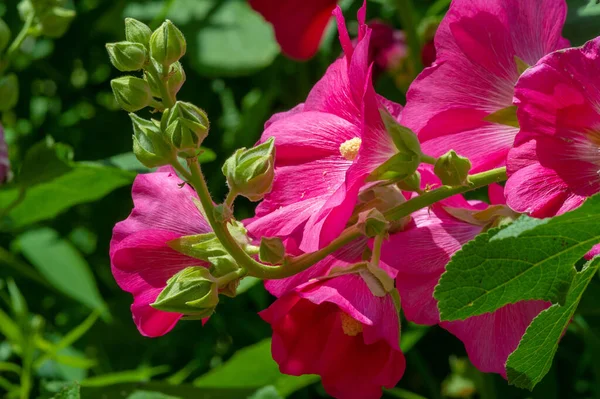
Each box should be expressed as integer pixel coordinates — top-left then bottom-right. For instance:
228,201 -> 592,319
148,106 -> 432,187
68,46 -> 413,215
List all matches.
249,0 -> 338,60
442,301 -> 549,377
488,183 -> 506,206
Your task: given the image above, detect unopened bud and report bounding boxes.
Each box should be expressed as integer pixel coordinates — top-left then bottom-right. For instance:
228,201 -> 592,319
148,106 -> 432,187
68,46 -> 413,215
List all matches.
38,7 -> 75,38
0,74 -> 19,112
130,114 -> 174,167
106,41 -> 147,72
151,267 -> 219,317
222,137 -> 275,201
434,150 -> 472,186
150,20 -> 186,67
0,19 -> 11,53
167,61 -> 186,97
259,237 -> 285,265
169,233 -> 240,277
163,101 -> 209,154
357,209 -> 390,238
125,18 -> 152,48
111,76 -> 152,112
397,171 -> 421,192
380,108 -> 421,156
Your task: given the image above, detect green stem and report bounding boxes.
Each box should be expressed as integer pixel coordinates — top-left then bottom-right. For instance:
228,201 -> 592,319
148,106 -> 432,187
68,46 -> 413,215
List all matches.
0,14 -> 35,75
371,234 -> 384,266
224,190 -> 237,208
421,154 -> 437,165
384,167 -> 507,221
395,0 -> 423,76
146,62 -> 176,109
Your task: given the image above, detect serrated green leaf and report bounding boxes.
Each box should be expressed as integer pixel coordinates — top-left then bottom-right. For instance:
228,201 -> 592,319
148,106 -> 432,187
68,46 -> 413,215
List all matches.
194,339 -> 318,396
17,228 -> 108,317
435,195 -> 600,321
506,257 -> 600,390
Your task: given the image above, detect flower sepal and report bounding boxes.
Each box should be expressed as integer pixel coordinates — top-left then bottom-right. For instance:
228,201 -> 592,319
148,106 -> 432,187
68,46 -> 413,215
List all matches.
259,237 -> 286,265
106,41 -> 148,72
130,114 -> 174,167
434,150 -> 472,186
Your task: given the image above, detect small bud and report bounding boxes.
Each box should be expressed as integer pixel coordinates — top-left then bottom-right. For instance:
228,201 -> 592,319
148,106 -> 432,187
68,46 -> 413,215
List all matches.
144,70 -> 162,98
111,76 -> 152,112
167,61 -> 186,97
259,237 -> 286,265
130,114 -> 174,167
38,7 -> 76,38
222,137 -> 275,201
150,20 -> 186,67
357,209 -> 390,238
396,171 -> 421,192
434,150 -> 472,186
125,18 -> 152,48
168,233 -> 240,277
0,74 -> 19,112
106,41 -> 147,72
0,19 -> 11,53
151,267 -> 219,317
163,101 -> 209,154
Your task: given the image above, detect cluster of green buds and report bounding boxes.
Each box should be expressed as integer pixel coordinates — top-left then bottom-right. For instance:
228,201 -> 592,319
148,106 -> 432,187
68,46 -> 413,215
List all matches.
0,0 -> 75,111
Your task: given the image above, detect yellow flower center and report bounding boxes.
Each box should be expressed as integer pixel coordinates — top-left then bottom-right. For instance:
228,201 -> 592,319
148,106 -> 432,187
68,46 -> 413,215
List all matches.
339,137 -> 362,161
340,311 -> 363,336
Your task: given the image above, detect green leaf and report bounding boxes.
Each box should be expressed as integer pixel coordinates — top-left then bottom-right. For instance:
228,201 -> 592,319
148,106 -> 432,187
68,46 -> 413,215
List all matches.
194,339 -> 318,396
51,382 -> 80,399
127,391 -> 180,399
506,257 -> 600,390
80,366 -> 170,387
435,195 -> 600,321
17,228 -> 108,316
16,137 -> 73,187
564,0 -> 600,46
1,163 -> 135,230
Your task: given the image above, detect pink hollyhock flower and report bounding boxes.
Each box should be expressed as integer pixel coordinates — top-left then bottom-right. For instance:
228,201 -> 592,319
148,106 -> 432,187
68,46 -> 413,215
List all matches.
401,0 -> 569,173
506,37 -> 600,218
110,167 -> 211,337
261,273 -> 405,399
249,0 -> 338,60
246,4 -> 399,252
367,21 -> 407,75
382,187 -> 549,376
0,124 -> 9,183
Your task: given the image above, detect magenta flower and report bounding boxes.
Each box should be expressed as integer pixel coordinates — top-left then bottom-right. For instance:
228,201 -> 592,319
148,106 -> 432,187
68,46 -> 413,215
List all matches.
110,167 -> 212,337
247,4 -> 399,252
249,0 -> 338,60
261,273 -> 405,399
367,21 -> 407,75
506,37 -> 600,218
382,189 -> 548,376
401,0 -> 569,173
0,124 -> 9,183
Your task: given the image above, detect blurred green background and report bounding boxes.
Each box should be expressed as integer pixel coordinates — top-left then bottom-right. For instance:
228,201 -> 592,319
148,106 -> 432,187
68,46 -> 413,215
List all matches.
1,0 -> 600,398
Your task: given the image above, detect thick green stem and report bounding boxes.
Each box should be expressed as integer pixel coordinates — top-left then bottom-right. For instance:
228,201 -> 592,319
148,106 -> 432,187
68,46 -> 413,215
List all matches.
0,14 -> 34,75
371,234 -> 384,266
396,0 -> 423,76
421,154 -> 437,165
384,167 -> 508,221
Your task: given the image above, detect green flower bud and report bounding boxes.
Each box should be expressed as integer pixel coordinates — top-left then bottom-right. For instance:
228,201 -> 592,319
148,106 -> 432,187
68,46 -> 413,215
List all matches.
167,61 -> 186,97
151,267 -> 219,316
357,209 -> 390,238
144,70 -> 161,98
222,137 -> 275,202
0,74 -> 19,112
150,20 -> 186,67
130,114 -> 174,168
169,233 -> 240,277
125,18 -> 152,49
259,237 -> 285,265
0,19 -> 11,53
396,171 -> 421,193
38,6 -> 75,38
106,41 -> 147,72
163,101 -> 209,154
111,76 -> 152,112
434,150 -> 472,186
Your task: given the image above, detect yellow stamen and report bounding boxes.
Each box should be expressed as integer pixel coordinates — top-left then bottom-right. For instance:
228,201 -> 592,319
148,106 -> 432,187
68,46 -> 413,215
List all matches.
340,311 -> 363,336
339,137 -> 362,161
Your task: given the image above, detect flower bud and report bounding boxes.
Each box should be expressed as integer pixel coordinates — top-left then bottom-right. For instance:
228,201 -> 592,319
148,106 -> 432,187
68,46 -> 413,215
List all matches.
111,76 -> 152,112
38,7 -> 75,38
151,267 -> 219,317
0,74 -> 19,112
130,114 -> 174,167
222,137 -> 275,201
163,101 -> 209,154
434,150 -> 472,186
259,237 -> 285,265
150,20 -> 186,67
357,209 -> 390,238
397,171 -> 421,193
0,19 -> 11,53
125,18 -> 152,48
106,41 -> 147,72
169,233 -> 240,277
167,61 -> 186,97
